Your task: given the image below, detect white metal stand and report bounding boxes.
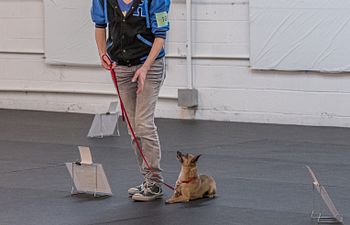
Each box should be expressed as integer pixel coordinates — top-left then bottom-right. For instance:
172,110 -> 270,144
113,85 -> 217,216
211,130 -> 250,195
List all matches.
87,102 -> 120,138
66,146 -> 112,197
307,166 -> 343,224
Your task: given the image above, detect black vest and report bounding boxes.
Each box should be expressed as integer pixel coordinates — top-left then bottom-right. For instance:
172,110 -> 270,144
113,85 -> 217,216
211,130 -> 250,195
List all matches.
105,0 -> 157,66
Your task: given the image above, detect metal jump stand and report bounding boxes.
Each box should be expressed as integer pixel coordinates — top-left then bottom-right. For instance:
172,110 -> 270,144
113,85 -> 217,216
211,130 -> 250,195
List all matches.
307,166 -> 343,224
69,162 -> 99,197
87,102 -> 120,138
66,146 -> 112,197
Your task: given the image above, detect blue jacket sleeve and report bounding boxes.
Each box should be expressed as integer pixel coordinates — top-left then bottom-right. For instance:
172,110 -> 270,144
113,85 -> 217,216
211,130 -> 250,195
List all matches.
149,0 -> 170,39
91,0 -> 107,28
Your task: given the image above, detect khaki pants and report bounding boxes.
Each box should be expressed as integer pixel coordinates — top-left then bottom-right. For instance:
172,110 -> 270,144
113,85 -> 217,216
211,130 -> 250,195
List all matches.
114,58 -> 165,186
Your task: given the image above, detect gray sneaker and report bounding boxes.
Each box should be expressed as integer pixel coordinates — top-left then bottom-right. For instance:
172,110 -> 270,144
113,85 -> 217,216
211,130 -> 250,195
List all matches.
128,182 -> 145,196
132,183 -> 163,202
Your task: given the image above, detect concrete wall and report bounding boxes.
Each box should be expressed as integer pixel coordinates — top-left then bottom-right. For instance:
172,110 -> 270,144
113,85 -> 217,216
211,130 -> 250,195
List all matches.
1,0 -> 350,127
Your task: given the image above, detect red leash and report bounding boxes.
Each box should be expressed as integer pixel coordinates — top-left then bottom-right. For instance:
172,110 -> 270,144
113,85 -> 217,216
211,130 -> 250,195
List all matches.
108,64 -> 174,191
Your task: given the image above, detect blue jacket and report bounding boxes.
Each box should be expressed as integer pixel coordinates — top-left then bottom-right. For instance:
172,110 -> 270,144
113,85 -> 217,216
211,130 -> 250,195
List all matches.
91,0 -> 170,66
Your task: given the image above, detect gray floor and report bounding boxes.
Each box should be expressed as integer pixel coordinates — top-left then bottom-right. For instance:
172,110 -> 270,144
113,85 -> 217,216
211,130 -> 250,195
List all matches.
0,109 -> 349,225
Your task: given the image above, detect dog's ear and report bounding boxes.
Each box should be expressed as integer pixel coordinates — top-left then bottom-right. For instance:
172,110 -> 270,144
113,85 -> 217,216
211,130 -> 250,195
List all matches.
177,151 -> 183,163
191,154 -> 201,164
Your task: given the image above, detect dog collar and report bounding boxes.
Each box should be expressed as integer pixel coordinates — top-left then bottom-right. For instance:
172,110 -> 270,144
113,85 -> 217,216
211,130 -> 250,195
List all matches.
180,177 -> 197,184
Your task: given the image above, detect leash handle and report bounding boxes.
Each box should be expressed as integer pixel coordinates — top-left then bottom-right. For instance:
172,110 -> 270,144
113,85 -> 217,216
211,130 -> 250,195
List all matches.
102,54 -> 113,67
107,61 -> 174,191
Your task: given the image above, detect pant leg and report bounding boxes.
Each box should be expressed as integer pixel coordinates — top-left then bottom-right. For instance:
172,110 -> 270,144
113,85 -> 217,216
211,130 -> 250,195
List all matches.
114,66 -> 144,169
134,58 -> 166,185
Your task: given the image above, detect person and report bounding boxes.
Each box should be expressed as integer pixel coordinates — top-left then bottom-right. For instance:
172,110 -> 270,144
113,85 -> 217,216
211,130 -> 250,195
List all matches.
91,0 -> 170,201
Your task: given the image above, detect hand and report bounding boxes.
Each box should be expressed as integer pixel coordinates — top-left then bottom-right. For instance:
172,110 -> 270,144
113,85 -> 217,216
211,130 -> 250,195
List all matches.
100,54 -> 116,70
132,66 -> 149,95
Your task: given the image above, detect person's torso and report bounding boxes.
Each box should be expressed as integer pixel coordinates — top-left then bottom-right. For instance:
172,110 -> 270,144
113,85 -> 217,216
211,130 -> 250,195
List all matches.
105,0 -> 163,66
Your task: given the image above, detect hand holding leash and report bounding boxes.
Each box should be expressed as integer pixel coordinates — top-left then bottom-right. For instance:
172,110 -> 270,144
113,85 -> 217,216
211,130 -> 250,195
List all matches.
101,54 -> 116,70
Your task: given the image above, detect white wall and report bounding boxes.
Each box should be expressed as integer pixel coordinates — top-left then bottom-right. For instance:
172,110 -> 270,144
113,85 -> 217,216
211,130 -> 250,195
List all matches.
249,0 -> 350,72
0,0 -> 350,127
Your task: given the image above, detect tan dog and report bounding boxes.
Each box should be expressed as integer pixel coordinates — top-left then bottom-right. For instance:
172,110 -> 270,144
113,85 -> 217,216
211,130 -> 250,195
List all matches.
166,151 -> 217,204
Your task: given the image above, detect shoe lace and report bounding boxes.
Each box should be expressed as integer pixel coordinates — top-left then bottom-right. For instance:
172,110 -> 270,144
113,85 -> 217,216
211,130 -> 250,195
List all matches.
143,181 -> 159,194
